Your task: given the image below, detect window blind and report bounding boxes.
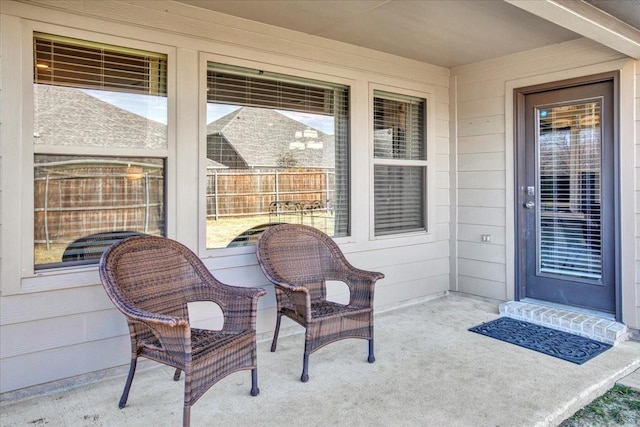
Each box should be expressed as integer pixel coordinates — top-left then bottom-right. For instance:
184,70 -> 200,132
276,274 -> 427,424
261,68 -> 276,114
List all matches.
373,90 -> 426,236
32,33 -> 168,269
206,63 -> 350,240
374,165 -> 425,234
373,91 -> 425,160
538,102 -> 602,279
34,33 -> 167,95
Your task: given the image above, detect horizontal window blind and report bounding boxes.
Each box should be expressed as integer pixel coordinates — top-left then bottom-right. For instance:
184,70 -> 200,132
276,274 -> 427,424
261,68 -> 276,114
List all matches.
374,165 -> 425,235
373,90 -> 425,160
205,62 -> 350,246
373,90 -> 427,236
537,102 -> 602,279
34,33 -> 167,95
207,64 -> 339,116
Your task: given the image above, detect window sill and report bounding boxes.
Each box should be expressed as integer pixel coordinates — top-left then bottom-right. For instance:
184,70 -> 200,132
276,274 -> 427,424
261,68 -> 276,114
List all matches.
19,266 -> 101,294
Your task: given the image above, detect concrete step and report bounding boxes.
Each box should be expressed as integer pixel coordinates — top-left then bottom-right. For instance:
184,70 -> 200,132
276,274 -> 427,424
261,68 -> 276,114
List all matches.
499,300 -> 628,346
617,368 -> 640,392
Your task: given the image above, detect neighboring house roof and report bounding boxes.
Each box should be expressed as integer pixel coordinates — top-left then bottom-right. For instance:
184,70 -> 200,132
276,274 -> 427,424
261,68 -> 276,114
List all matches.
206,107 -> 335,169
206,158 -> 228,169
34,84 -> 167,149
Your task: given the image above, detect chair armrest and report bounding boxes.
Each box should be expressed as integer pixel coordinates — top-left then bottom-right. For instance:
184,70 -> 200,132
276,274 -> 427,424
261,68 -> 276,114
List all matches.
217,283 -> 268,300
120,305 -> 192,359
344,267 -> 385,283
126,306 -> 190,328
336,268 -> 384,308
191,280 -> 267,331
220,284 -> 267,331
273,283 -> 312,322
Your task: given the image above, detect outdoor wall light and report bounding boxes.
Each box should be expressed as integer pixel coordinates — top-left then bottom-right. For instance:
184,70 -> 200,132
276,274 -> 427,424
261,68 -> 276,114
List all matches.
125,165 -> 144,180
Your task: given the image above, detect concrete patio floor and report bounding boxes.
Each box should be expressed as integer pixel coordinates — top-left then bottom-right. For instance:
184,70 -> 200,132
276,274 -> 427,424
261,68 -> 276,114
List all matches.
1,293 -> 639,426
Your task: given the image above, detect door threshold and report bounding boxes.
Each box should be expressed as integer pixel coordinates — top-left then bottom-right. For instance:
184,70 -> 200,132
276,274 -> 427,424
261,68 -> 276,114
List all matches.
500,300 -> 627,345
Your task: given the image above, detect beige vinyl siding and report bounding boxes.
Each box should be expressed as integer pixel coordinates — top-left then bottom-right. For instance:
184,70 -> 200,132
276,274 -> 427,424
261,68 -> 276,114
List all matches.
451,38 -> 637,328
0,0 -> 449,392
453,74 -> 508,296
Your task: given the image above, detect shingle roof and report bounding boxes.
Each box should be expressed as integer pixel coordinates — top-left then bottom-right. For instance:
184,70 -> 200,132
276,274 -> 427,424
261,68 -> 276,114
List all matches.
34,85 -> 167,149
206,158 -> 228,169
206,107 -> 335,169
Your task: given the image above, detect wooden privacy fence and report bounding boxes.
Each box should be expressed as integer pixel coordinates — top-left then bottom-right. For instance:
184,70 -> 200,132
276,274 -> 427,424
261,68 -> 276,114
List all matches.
34,160 -> 164,247
206,168 -> 334,219
34,162 -> 334,247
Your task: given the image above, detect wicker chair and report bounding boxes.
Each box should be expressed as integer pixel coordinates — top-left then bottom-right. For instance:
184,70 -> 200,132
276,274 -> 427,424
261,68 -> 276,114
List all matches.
255,223 -> 384,382
99,236 -> 267,427
62,230 -> 145,263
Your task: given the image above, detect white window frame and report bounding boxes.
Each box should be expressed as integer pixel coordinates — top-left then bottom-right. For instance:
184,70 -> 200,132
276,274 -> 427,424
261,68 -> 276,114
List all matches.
369,83 -> 436,242
197,53 -> 356,258
1,21 -> 176,295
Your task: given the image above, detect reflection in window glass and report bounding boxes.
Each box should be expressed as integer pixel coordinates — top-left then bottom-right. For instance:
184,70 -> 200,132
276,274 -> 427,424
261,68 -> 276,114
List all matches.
33,33 -> 168,149
32,33 -> 167,268
34,156 -> 165,268
205,63 -> 350,248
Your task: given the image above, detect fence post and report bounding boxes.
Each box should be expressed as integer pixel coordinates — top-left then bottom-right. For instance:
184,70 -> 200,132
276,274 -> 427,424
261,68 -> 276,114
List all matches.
44,174 -> 50,250
144,172 -> 150,233
325,170 -> 330,214
214,171 -> 219,220
274,170 -> 280,215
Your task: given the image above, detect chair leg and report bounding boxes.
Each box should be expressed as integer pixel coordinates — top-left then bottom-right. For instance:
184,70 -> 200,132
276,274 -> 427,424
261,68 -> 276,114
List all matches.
182,406 -> 190,427
270,312 -> 282,352
250,368 -> 260,396
301,353 -> 309,382
173,368 -> 182,381
368,339 -> 375,363
118,357 -> 137,409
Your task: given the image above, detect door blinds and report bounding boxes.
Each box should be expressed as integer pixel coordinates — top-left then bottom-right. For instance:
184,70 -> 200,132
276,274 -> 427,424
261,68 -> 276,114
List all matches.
537,101 -> 602,280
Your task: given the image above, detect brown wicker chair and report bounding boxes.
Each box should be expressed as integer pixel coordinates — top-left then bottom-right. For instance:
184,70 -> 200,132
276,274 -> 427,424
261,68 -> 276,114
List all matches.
255,223 -> 384,382
99,236 -> 266,426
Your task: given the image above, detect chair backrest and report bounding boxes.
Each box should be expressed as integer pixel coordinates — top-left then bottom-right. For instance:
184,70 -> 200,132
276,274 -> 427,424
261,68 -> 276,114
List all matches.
100,236 -> 212,320
226,222 -> 283,247
256,224 -> 349,302
62,230 -> 145,263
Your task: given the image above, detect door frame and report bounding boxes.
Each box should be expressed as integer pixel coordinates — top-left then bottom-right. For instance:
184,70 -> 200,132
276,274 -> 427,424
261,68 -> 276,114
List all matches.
513,72 -> 621,321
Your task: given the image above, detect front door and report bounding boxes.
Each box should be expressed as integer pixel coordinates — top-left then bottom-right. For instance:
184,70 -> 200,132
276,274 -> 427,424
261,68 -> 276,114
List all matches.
516,75 -> 617,315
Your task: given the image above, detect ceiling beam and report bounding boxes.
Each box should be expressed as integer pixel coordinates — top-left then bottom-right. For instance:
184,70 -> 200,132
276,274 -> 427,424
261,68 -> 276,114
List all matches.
506,0 -> 640,59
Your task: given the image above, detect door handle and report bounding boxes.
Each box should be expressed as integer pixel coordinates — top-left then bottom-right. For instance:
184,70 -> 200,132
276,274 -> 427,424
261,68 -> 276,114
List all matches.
525,201 -> 535,209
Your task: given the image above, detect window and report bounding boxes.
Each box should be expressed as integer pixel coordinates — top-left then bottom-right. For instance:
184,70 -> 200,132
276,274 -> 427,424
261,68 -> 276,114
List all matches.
204,63 -> 350,248
33,33 -> 168,268
373,90 -> 427,236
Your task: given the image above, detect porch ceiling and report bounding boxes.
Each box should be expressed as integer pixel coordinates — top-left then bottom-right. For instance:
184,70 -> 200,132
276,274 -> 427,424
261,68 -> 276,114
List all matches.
175,0 -> 640,67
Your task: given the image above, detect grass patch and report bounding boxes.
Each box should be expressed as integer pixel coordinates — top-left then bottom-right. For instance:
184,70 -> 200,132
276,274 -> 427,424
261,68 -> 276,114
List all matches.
560,384 -> 640,426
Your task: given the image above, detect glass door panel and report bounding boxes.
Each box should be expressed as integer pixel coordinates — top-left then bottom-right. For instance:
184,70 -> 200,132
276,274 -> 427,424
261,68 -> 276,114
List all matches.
537,101 -> 602,281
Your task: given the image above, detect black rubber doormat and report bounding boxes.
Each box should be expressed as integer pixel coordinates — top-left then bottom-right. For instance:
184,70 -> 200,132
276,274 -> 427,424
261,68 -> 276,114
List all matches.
469,317 -> 611,365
